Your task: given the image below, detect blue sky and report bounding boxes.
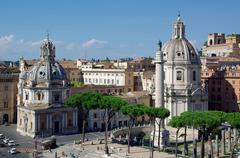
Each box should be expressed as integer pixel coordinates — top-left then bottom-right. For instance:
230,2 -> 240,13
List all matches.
0,0 -> 239,61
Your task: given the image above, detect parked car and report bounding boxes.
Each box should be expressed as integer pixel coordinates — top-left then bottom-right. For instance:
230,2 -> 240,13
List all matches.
9,148 -> 17,154
0,134 -> 4,138
3,138 -> 9,144
0,141 -> 5,147
8,140 -> 15,147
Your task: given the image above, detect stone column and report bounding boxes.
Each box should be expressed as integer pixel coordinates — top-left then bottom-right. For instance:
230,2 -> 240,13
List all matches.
65,112 -> 68,127
46,114 -> 49,130
49,114 -> 52,134
192,139 -> 197,158
152,41 -> 169,149
227,127 -> 231,153
62,113 -> 65,128
35,114 -> 38,132
72,111 -> 75,127
234,128 -> 237,144
221,129 -> 226,155
75,111 -> 78,129
37,115 -> 40,131
215,135 -> 219,157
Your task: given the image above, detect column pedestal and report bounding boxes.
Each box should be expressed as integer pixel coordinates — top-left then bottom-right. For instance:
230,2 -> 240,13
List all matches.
152,128 -> 169,149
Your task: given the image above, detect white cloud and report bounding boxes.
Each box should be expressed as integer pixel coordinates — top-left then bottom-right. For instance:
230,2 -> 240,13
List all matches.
82,39 -> 108,48
0,35 -> 111,60
0,34 -> 14,44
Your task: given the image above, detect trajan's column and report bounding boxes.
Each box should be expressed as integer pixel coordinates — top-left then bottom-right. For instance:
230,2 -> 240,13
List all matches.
153,41 -> 169,149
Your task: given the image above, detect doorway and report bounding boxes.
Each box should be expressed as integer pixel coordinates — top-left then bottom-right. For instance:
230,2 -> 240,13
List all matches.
3,114 -> 8,124
54,121 -> 60,134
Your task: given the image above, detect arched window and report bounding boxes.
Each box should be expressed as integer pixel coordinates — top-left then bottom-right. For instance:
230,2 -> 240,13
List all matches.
209,39 -> 213,45
176,71 -> 182,81
37,93 -> 41,100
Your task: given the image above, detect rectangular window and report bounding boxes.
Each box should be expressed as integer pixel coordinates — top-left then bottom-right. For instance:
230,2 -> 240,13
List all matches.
4,85 -> 8,91
176,71 -> 182,81
193,71 -> 196,81
212,87 -> 215,92
26,94 -> 29,100
52,91 -> 62,103
4,102 -> 8,108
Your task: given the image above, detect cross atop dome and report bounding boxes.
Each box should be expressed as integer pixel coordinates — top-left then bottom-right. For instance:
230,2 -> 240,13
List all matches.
177,11 -> 181,21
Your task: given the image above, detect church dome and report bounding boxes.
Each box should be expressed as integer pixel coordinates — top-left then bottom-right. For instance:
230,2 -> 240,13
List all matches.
27,37 -> 67,86
162,15 -> 200,64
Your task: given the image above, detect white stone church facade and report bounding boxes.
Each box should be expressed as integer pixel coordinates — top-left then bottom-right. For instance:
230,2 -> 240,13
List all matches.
17,37 -> 78,137
154,15 -> 208,121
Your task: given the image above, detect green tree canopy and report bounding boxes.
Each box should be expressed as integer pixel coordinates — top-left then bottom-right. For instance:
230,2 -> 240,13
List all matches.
121,104 -> 145,119
226,112 -> 240,129
100,95 -> 128,112
169,116 -> 186,128
65,91 -> 103,109
180,111 -> 223,129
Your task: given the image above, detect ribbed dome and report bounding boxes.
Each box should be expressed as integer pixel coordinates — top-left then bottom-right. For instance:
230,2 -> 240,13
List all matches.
28,61 -> 67,82
27,38 -> 67,87
162,38 -> 199,64
161,15 -> 200,65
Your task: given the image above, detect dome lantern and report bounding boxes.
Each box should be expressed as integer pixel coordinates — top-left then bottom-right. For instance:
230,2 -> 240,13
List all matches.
40,33 -> 56,62
172,13 -> 185,39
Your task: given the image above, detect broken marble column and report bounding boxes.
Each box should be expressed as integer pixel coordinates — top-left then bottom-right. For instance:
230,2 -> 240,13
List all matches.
221,129 -> 226,155
215,134 -> 219,157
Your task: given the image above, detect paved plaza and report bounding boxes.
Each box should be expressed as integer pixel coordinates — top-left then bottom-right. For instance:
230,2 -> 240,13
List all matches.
41,139 -> 175,158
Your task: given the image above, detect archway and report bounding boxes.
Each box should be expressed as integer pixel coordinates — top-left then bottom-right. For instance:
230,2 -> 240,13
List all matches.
3,114 -> 8,124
